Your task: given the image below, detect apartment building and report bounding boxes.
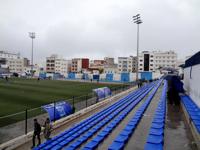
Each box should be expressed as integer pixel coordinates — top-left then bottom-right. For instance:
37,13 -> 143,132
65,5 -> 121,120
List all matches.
71,58 -> 89,73
104,57 -> 115,65
0,51 -> 20,59
90,60 -> 105,69
46,54 -> 57,73
46,54 -> 71,75
0,51 -> 30,73
55,59 -> 71,75
104,64 -> 118,74
138,51 -> 177,72
6,58 -> 24,73
118,56 -> 137,73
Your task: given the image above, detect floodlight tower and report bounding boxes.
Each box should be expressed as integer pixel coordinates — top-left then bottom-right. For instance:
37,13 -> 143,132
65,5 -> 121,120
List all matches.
133,14 -> 142,81
29,32 -> 35,76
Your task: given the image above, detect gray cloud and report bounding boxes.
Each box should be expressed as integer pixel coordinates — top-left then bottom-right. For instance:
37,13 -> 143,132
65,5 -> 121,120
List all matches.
0,0 -> 199,64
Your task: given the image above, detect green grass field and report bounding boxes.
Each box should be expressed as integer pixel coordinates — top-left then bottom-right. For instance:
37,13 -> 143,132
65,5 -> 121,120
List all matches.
0,78 -> 122,117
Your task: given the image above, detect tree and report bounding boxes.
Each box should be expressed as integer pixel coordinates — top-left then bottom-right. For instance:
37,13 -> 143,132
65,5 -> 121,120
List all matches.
99,68 -> 104,74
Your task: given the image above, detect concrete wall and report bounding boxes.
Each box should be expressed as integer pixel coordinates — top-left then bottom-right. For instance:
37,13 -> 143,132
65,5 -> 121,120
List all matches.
184,64 -> 200,107
113,73 -> 121,81
88,74 -> 93,80
75,73 -> 83,79
129,73 -> 136,82
100,74 -> 106,80
152,72 -> 162,79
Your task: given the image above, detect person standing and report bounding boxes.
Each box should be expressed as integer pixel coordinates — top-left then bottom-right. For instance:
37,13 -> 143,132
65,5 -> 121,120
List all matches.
31,119 -> 41,148
43,118 -> 52,140
137,80 -> 140,88
5,76 -> 8,82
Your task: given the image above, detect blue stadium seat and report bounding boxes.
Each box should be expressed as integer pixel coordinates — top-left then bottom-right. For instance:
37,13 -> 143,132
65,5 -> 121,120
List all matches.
147,135 -> 163,144
108,141 -> 124,150
115,134 -> 129,143
108,80 -> 163,150
149,128 -> 164,136
180,95 -> 200,134
35,81 -> 158,150
144,80 -> 167,150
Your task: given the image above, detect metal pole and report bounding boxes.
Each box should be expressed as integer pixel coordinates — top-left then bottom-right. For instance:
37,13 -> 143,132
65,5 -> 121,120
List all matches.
86,94 -> 88,107
104,88 -> 106,99
73,96 -> 75,108
29,32 -> 35,77
133,14 -> 142,81
25,109 -> 27,134
31,38 -> 33,76
136,23 -> 139,81
54,101 -> 56,122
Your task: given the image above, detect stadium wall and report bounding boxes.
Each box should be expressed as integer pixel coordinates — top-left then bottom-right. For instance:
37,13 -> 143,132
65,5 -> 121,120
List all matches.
184,64 -> 200,107
100,74 -> 106,80
113,74 -> 121,81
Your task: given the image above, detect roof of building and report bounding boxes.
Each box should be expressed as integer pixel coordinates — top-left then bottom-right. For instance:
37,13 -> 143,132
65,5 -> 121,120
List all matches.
185,51 -> 200,68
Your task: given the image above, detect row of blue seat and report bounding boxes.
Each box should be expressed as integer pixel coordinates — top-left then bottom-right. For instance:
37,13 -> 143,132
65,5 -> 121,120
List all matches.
34,80 -> 156,150
65,81 -> 159,150
107,80 -> 163,150
35,85 -> 148,150
144,80 -> 167,150
180,95 -> 200,133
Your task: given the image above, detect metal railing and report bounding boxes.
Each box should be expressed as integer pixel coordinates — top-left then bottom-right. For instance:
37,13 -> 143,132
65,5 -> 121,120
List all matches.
0,83 -> 136,144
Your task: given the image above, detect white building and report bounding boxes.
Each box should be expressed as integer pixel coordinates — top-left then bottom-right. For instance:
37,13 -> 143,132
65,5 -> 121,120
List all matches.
55,59 -> 71,76
46,54 -> 71,75
0,51 -> 29,73
138,51 -> 177,72
104,64 -> 118,74
23,65 -> 41,77
0,51 -> 20,59
104,57 -> 115,65
118,56 -> 137,73
71,58 -> 89,73
6,58 -> 24,73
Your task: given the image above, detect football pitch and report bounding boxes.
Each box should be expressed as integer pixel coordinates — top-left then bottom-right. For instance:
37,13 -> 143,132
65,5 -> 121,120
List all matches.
0,78 -> 122,117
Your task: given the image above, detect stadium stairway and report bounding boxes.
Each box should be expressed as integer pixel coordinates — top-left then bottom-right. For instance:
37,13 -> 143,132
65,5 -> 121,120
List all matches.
33,80 -> 157,150
144,80 -> 167,150
55,82 -> 157,150
107,80 -> 163,150
67,80 -> 162,150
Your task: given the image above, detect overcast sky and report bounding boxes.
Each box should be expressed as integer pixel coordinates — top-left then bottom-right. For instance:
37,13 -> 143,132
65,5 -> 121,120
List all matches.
0,0 -> 199,64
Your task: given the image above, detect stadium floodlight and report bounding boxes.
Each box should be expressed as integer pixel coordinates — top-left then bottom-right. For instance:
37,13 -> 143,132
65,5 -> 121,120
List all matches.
132,14 -> 143,81
28,32 -> 35,76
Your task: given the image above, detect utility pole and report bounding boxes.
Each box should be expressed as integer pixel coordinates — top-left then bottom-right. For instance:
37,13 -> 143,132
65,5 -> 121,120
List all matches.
133,14 -> 142,81
28,32 -> 35,76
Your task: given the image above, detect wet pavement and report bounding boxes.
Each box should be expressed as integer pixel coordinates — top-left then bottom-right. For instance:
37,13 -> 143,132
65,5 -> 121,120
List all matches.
164,104 -> 198,150
124,85 -> 163,150
95,87 -> 152,150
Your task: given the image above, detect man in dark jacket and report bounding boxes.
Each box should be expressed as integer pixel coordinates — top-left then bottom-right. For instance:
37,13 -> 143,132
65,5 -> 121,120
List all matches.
31,119 -> 41,148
